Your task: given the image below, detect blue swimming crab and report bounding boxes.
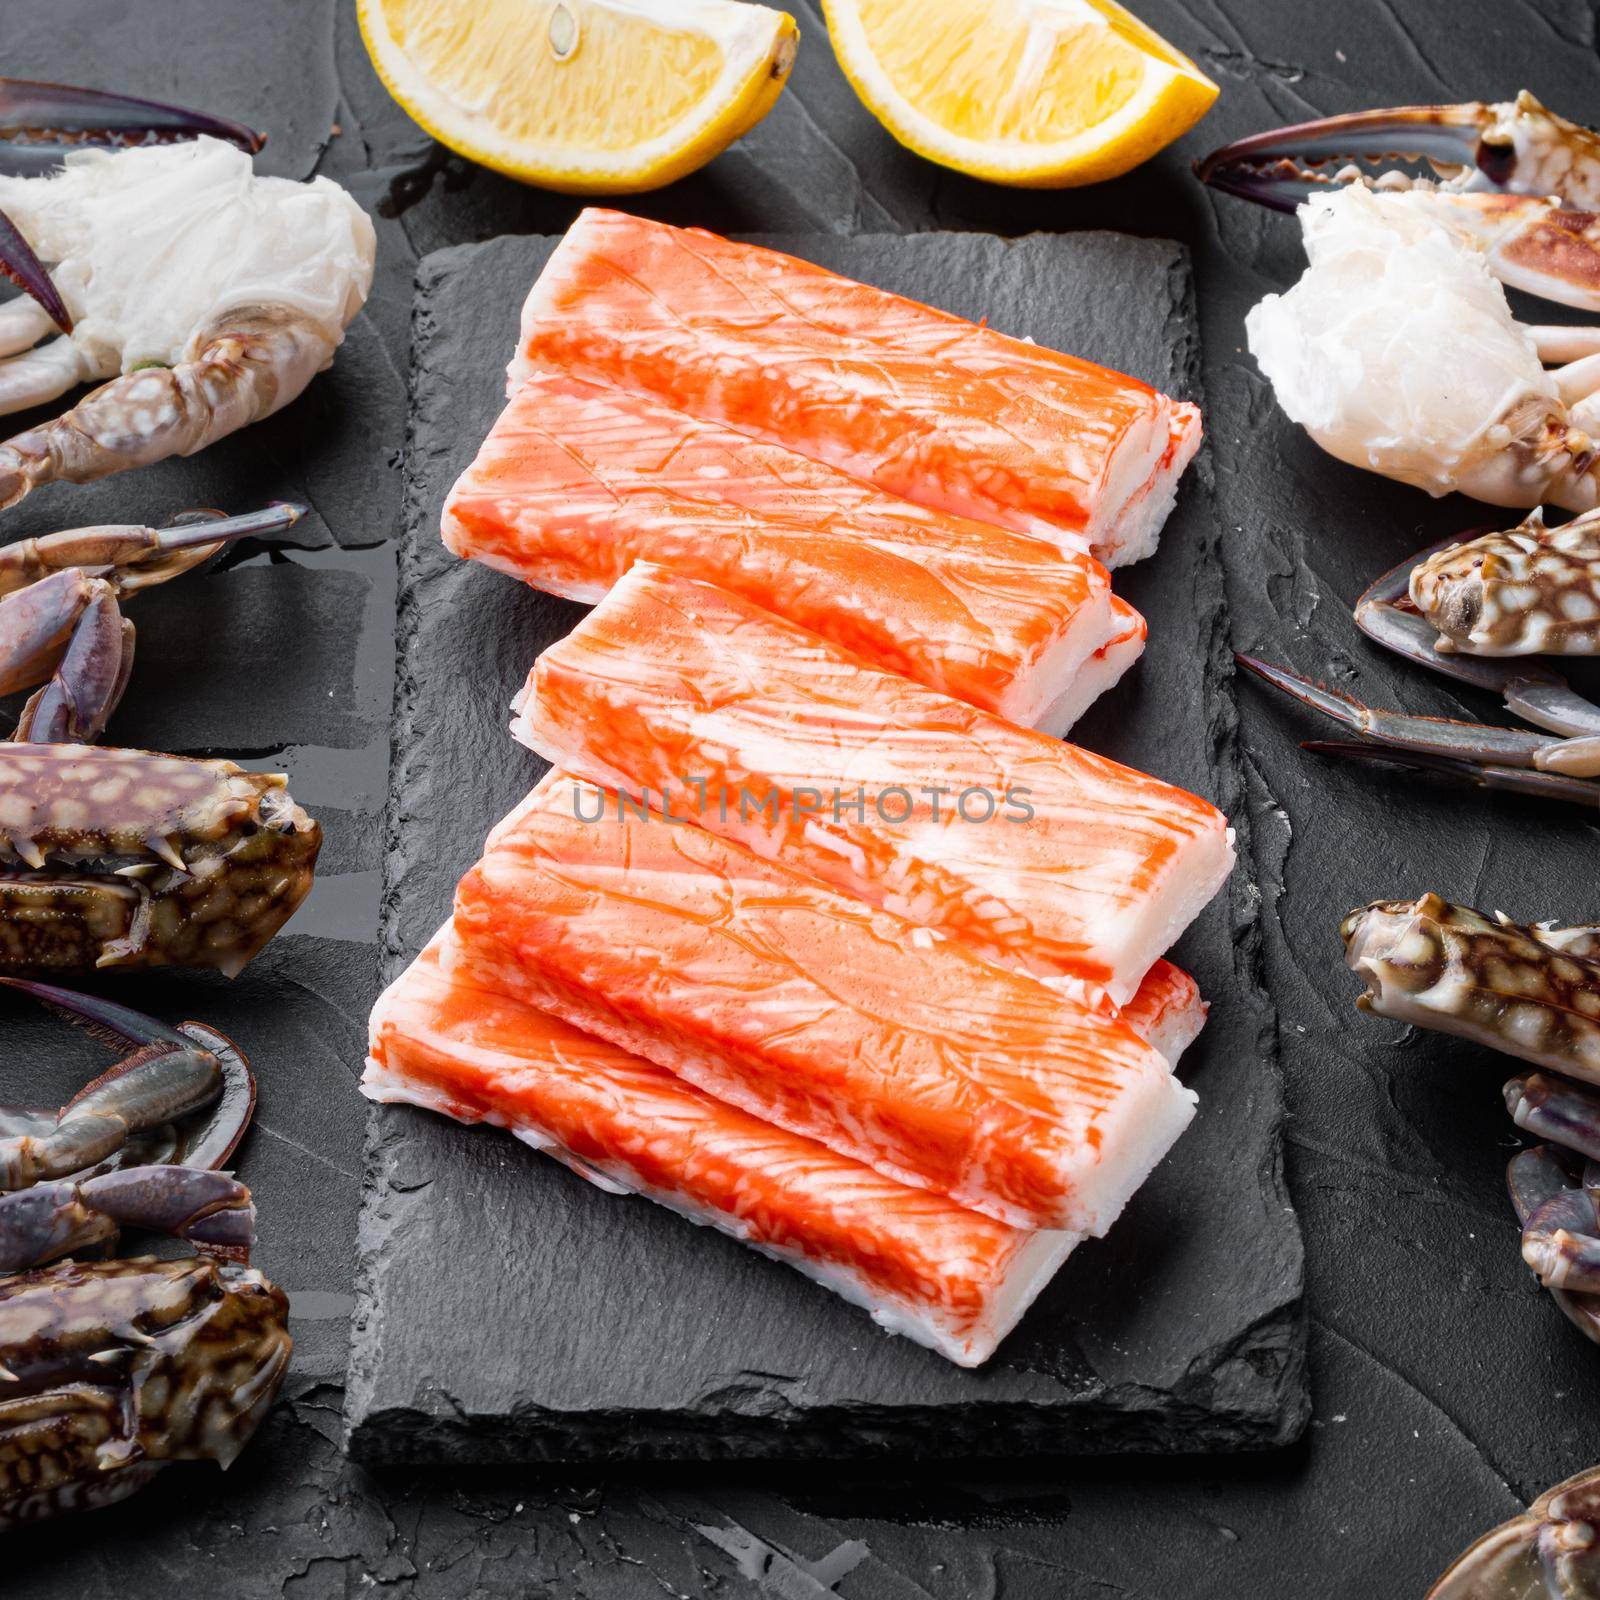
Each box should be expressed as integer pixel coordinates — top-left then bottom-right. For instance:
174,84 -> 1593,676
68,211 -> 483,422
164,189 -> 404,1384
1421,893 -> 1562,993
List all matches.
0,975 -> 289,1528
0,77 -> 373,510
1237,507 -> 1600,809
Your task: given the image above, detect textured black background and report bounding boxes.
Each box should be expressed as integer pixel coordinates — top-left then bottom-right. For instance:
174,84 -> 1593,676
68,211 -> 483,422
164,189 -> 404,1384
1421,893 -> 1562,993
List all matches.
3,0 -> 1598,1594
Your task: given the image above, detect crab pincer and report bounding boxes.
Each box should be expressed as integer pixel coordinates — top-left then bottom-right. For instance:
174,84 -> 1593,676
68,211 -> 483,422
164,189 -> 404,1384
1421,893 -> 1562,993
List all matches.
1198,93 -> 1600,311
0,503 -> 303,744
0,977 -> 255,1184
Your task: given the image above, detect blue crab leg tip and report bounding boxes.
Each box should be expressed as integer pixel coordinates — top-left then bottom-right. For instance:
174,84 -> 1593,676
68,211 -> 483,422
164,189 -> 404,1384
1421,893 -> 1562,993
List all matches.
0,976 -> 191,1049
1303,740 -> 1600,805
0,78 -> 263,155
0,204 -> 69,333
153,503 -> 308,553
1234,653 -> 1368,729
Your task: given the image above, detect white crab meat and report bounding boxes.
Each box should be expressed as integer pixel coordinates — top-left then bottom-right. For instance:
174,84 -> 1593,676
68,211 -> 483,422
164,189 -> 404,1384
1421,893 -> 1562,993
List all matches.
0,136 -> 373,395
1246,184 -> 1598,510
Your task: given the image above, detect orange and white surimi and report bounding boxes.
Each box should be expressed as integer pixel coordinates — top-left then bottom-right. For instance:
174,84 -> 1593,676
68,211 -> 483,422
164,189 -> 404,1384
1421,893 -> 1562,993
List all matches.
514,564 -> 1234,1007
510,210 -> 1202,568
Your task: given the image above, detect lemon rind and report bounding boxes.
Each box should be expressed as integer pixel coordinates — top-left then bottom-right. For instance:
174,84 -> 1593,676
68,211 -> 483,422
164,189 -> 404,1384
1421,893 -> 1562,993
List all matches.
821,0 -> 1217,188
359,0 -> 797,194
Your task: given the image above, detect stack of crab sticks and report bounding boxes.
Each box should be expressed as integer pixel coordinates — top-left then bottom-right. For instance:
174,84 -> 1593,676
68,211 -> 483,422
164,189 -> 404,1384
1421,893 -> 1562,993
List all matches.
366,214 -> 1230,1367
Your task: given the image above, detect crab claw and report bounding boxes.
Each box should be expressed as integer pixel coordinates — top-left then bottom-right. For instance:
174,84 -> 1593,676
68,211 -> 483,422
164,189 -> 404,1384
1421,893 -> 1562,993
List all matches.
0,78 -> 263,166
1428,1464 -> 1600,1597
1197,103 -> 1515,212
1198,94 -> 1600,212
0,979 -> 256,1184
0,79 -> 265,334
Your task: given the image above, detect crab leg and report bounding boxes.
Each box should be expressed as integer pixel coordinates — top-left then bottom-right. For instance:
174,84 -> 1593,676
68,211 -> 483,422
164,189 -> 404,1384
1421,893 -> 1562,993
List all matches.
0,981 -> 256,1181
0,310 -> 338,508
0,979 -> 224,1188
0,568 -> 104,696
1506,1147 -> 1600,1347
1234,651 -> 1599,772
1304,739 -> 1600,804
1521,1186 -> 1600,1293
0,1167 -> 254,1272
1427,1466 -> 1600,1596
1507,1073 -> 1600,1163
0,503 -> 304,597
0,504 -> 304,744
12,589 -> 133,742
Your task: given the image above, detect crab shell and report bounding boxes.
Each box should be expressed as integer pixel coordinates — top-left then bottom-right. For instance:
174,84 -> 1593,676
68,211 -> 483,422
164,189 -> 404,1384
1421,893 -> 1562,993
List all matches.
1411,507 -> 1600,656
0,1253 -> 290,1529
0,745 -> 320,977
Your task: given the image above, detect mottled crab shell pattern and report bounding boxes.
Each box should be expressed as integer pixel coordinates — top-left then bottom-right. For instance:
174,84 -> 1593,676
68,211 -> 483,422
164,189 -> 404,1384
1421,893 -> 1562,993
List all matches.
1342,892 -> 1600,1082
1411,508 -> 1600,655
0,745 -> 320,977
0,1254 -> 290,1529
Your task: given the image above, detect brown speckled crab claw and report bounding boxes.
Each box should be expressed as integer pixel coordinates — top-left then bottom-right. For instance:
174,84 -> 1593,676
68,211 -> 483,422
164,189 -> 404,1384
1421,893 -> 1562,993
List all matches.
1340,894 -> 1600,1080
1428,1464 -> 1600,1597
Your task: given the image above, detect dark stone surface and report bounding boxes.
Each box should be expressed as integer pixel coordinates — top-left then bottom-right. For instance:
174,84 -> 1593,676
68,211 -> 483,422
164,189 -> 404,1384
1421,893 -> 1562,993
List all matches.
5,0 -> 1599,1592
345,230 -> 1304,1462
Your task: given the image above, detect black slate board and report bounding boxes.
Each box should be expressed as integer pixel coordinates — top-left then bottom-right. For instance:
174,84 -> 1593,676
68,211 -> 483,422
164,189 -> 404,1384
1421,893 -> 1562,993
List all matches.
345,229 -> 1306,1463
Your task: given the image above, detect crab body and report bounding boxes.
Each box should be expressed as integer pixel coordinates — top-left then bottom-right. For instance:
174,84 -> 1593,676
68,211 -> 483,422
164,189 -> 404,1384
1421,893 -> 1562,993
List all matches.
0,744 -> 320,977
0,1254 -> 289,1530
0,82 -> 373,509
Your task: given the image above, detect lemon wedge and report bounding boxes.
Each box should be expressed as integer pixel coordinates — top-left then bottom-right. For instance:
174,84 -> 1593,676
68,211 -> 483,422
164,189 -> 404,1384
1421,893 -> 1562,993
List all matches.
358,0 -> 799,194
822,0 -> 1217,187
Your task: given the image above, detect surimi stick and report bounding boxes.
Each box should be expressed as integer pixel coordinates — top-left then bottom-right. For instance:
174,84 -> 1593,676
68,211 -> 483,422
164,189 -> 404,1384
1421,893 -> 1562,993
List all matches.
442,368 -> 1142,735
365,929 -> 1209,1369
514,564 -> 1233,1008
447,772 -> 1196,1234
509,209 -> 1201,568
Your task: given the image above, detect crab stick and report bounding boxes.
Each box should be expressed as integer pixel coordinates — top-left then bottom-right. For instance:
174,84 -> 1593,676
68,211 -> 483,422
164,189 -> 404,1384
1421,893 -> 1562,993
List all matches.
509,211 -> 1200,569
513,565 -> 1233,1007
442,369 -> 1143,735
365,929 -> 1207,1368
447,772 -> 1195,1234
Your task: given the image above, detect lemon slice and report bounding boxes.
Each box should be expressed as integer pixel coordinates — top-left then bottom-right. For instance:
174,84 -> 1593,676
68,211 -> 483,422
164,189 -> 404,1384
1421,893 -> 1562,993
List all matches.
822,0 -> 1217,187
358,0 -> 798,194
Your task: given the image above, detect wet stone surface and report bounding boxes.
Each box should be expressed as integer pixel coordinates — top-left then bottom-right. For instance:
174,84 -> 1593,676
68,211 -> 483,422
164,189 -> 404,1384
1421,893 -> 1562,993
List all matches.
4,0 -> 1599,1593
